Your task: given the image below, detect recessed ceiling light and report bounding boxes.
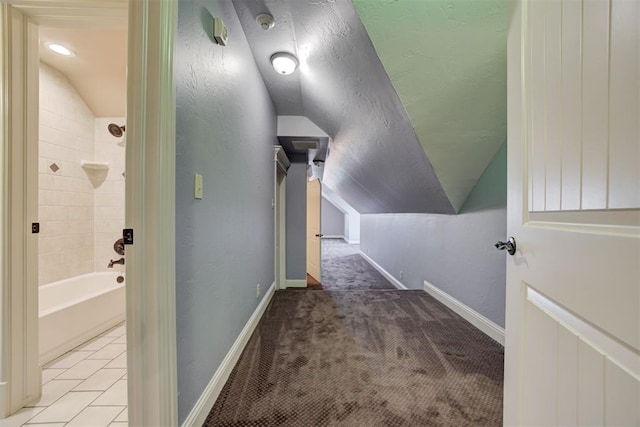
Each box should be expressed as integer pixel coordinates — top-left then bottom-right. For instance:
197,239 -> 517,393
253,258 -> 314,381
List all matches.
47,43 -> 75,57
271,52 -> 298,75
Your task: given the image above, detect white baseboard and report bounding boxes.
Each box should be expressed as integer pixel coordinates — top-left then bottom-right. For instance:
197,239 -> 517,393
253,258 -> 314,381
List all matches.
359,251 -> 407,290
347,240 -> 360,245
284,279 -> 306,288
321,235 -> 345,240
181,281 -> 276,427
423,280 -> 505,345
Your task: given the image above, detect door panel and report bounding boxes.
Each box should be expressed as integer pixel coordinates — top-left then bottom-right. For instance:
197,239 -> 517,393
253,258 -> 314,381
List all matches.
306,178 -> 321,282
506,1 -> 640,425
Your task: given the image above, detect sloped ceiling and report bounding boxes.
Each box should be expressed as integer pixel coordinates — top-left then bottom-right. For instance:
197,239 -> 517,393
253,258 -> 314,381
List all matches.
234,0 -> 454,214
353,0 -> 508,212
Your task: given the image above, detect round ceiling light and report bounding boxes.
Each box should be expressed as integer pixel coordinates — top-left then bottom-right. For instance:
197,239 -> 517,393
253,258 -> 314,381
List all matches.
47,43 -> 75,57
270,52 -> 298,75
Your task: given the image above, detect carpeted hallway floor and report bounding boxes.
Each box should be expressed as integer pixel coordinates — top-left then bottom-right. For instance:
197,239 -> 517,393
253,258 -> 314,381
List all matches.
204,240 -> 504,426
320,239 -> 395,290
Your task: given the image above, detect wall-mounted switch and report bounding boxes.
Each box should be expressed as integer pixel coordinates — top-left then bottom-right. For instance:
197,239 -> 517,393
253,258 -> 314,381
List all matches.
256,283 -> 261,299
213,17 -> 228,46
194,174 -> 203,199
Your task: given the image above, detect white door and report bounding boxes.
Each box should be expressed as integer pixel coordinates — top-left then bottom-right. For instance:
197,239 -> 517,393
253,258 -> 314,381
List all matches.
505,1 -> 640,426
306,178 -> 322,282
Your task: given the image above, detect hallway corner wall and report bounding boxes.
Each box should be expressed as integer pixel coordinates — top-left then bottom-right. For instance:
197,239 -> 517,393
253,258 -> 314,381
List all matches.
175,0 -> 276,422
321,196 -> 345,239
361,143 -> 507,327
285,162 -> 307,281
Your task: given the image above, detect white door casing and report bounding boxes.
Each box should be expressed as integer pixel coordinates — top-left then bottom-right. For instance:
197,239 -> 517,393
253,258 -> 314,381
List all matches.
274,146 -> 289,290
0,5 -> 40,416
505,1 -> 640,426
126,0 -> 178,425
306,178 -> 322,282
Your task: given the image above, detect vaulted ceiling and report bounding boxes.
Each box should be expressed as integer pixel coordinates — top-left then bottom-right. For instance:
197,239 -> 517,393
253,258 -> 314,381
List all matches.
234,0 -> 507,214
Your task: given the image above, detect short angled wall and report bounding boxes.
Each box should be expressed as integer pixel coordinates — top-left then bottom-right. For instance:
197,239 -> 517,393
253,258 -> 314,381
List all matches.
181,281 -> 276,427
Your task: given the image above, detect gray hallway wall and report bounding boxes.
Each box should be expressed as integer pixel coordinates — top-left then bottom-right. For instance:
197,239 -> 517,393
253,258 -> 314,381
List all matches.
175,0 -> 276,422
361,143 -> 507,327
286,163 -> 307,281
321,196 -> 345,238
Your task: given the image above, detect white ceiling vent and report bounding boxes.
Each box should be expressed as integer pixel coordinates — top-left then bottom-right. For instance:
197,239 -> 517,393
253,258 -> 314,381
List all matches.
291,140 -> 318,150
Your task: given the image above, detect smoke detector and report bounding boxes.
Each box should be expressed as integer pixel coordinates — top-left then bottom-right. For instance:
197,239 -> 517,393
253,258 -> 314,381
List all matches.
256,13 -> 275,31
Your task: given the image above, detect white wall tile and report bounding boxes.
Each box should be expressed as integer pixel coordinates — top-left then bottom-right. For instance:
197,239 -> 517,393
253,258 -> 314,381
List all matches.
38,62 -> 95,286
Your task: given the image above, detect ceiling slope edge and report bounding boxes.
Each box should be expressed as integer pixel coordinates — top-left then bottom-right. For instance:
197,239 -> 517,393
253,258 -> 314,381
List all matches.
353,0 -> 508,212
234,0 -> 455,214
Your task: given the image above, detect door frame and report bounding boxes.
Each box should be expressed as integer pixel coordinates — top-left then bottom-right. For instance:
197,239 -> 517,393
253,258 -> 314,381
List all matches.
0,1 -> 178,424
0,5 -> 40,416
274,146 -> 289,290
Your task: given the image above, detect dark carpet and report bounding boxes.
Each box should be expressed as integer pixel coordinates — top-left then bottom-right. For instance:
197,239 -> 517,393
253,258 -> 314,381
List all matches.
321,239 -> 395,291
204,290 -> 504,426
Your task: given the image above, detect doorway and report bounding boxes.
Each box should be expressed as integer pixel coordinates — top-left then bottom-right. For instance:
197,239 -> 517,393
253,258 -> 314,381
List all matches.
306,178 -> 322,285
1,1 -> 178,424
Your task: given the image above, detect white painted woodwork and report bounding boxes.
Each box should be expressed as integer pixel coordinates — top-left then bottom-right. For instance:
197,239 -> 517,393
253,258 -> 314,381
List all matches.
609,0 -> 640,208
506,1 -> 640,425
0,5 -> 41,416
274,146 -> 289,290
125,0 -> 178,425
526,0 -> 640,212
306,178 -> 321,282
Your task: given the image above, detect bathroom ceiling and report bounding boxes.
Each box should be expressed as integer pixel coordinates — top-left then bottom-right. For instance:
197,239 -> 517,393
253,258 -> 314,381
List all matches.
39,26 -> 127,117
234,0 -> 454,214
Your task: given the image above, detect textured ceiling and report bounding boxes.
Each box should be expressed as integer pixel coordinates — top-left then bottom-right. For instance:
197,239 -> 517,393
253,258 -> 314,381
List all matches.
39,26 -> 127,117
234,0 -> 454,214
353,0 -> 508,211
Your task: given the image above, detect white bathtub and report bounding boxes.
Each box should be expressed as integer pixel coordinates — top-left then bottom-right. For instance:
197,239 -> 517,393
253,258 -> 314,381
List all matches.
39,272 -> 125,364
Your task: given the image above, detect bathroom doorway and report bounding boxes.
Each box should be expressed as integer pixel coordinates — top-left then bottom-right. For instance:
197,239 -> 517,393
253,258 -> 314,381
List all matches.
32,23 -> 130,425
0,3 -> 131,424
1,1 -> 178,423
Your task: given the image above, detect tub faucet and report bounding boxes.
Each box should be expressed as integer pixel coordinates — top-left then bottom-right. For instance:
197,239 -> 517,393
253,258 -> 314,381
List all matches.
108,258 -> 125,268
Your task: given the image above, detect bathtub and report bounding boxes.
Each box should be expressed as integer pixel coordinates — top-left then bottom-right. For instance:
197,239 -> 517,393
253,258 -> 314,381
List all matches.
39,272 -> 125,365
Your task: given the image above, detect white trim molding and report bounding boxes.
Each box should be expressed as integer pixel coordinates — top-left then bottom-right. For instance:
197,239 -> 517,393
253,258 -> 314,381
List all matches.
359,251 -> 407,290
347,240 -> 360,245
181,282 -> 276,427
0,4 -> 42,417
125,0 -> 178,425
285,279 -> 307,288
423,280 -> 505,345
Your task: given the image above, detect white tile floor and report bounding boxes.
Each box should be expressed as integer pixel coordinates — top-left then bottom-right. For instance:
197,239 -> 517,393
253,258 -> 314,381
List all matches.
0,323 -> 128,427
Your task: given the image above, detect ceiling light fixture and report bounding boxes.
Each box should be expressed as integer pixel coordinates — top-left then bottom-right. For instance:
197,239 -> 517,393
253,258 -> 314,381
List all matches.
47,43 -> 75,56
271,52 -> 298,75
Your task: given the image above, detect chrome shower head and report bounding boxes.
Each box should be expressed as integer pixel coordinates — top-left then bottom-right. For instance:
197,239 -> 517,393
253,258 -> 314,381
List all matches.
108,123 -> 126,138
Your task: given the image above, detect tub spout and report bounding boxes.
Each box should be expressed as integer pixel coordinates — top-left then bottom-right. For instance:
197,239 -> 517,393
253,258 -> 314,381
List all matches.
108,258 -> 125,268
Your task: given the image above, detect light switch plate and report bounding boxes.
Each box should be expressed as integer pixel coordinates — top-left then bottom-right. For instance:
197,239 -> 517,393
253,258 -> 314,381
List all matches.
194,174 -> 203,199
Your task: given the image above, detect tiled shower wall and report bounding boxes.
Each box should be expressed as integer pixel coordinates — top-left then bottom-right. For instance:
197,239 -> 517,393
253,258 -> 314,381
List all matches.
39,62 -> 96,286
38,62 -> 126,285
94,118 -> 126,273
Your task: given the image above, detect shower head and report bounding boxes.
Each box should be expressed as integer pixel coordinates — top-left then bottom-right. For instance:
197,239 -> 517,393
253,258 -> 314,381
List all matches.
108,123 -> 126,138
